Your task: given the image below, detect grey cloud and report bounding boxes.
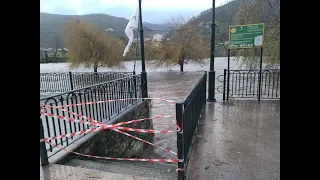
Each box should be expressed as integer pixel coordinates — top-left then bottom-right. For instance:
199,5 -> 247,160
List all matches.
40,0 -> 206,23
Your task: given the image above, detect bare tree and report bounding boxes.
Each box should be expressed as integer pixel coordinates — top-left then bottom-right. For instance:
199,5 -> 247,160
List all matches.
235,0 -> 280,68
40,38 -> 45,63
64,18 -> 124,72
152,16 -> 209,72
45,51 -> 49,63
50,33 -> 62,63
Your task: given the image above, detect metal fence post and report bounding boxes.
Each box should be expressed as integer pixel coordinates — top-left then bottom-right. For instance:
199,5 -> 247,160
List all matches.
223,69 -> 226,101
227,49 -> 231,101
69,71 -> 74,91
204,71 -> 207,102
258,47 -> 263,101
40,109 -> 49,166
207,71 -> 216,102
176,103 -> 185,180
133,71 -> 137,99
141,71 -> 148,98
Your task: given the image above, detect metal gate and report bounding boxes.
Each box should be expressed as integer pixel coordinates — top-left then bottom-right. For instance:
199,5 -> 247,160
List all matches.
220,69 -> 280,101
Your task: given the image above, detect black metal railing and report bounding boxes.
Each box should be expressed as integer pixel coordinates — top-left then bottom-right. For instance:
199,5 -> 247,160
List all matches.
223,69 -> 280,100
40,72 -> 134,93
40,74 -> 142,165
176,71 -> 207,180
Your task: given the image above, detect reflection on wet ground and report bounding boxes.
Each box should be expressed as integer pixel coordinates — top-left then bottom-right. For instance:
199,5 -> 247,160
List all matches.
186,100 -> 280,180
143,71 -> 204,158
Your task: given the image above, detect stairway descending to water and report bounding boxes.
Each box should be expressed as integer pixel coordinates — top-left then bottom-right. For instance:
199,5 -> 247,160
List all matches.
63,158 -> 178,180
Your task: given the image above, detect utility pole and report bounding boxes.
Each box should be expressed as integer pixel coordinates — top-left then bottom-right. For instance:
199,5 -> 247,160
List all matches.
208,0 -> 216,102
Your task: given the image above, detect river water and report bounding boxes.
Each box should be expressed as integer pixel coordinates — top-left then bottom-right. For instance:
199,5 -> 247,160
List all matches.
40,57 -> 240,158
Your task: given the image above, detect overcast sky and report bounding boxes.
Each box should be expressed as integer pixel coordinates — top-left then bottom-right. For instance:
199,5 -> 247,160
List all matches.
40,0 -> 227,24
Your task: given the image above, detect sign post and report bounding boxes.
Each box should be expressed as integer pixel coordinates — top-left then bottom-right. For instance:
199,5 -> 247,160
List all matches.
226,23 -> 264,100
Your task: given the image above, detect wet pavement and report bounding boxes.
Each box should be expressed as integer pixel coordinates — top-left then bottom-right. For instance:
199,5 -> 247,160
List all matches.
144,71 -> 204,159
40,164 -> 164,180
186,100 -> 280,180
41,99 -> 280,180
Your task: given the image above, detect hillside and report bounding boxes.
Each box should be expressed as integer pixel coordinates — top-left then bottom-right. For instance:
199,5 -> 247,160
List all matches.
165,0 -> 248,45
142,22 -> 172,35
187,0 -> 248,43
40,13 -> 168,48
189,0 -> 248,26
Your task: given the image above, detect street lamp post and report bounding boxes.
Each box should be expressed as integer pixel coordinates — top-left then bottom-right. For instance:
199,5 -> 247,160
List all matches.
138,0 -> 148,98
208,0 -> 216,102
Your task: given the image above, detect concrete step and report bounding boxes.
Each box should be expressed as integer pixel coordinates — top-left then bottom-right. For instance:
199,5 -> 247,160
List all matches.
41,163 -> 166,180
63,158 -> 177,180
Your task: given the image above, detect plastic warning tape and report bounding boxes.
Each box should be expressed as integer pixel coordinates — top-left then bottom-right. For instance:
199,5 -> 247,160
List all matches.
41,121 -> 177,156
40,97 -> 181,131
40,111 -> 174,129
40,124 -> 175,143
110,128 -> 177,155
115,127 -> 175,134
40,113 -> 178,155
40,98 -> 179,156
41,97 -> 176,109
40,101 -> 180,134
40,104 -> 181,132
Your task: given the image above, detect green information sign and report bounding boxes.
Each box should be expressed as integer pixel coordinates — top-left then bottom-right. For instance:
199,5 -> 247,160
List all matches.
228,23 -> 264,49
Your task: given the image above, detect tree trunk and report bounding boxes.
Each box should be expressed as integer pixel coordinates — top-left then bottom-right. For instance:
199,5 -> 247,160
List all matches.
54,48 -> 58,63
94,63 -> 98,72
179,59 -> 184,72
41,53 -> 44,63
45,52 -> 48,63
93,63 -> 99,83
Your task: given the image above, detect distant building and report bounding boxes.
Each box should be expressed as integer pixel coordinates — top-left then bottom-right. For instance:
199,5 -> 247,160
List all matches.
132,38 -> 151,42
151,33 -> 167,47
105,28 -> 114,32
40,47 -> 69,52
152,33 -> 166,42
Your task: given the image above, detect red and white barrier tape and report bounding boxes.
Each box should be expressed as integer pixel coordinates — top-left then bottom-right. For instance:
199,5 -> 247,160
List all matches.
40,97 -> 181,132
40,112 -> 178,155
40,125 -> 112,142
111,128 -> 177,155
40,108 -> 47,119
40,124 -> 175,142
40,112 -> 98,126
40,106 -> 181,133
116,127 -> 175,134
40,98 -> 181,162
40,112 -> 174,129
41,122 -> 177,155
176,168 -> 184,172
41,98 -> 176,109
45,140 -> 182,163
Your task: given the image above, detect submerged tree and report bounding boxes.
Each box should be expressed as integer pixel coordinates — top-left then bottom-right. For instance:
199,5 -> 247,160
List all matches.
152,16 -> 208,72
235,0 -> 280,68
64,19 -> 124,72
52,33 -> 62,62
